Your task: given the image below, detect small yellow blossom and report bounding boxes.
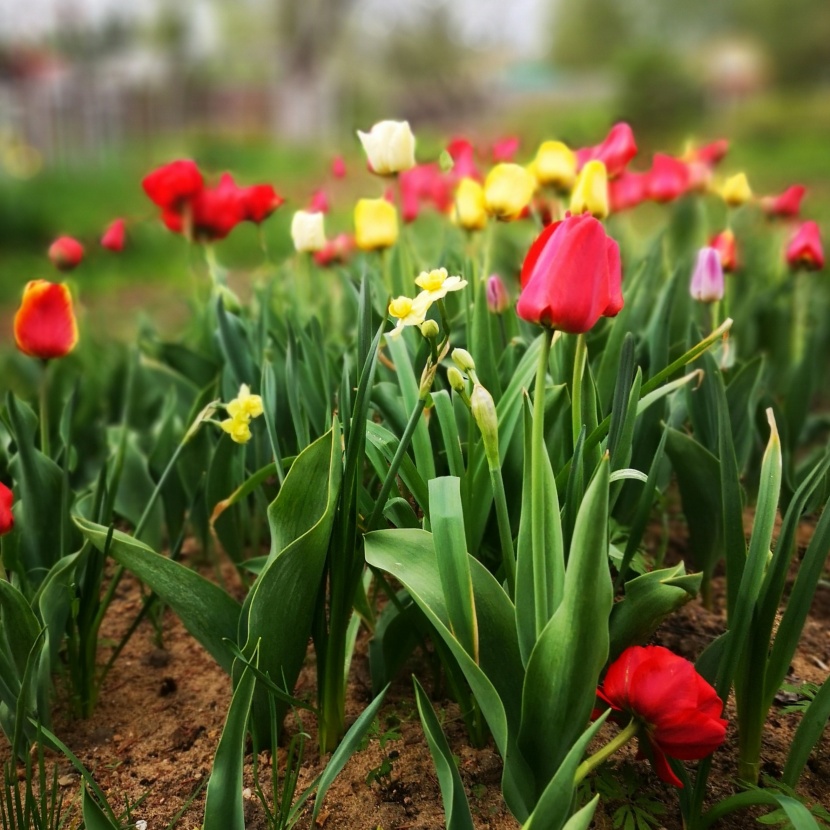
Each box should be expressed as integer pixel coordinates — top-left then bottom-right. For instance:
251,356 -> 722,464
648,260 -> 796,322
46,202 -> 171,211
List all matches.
387,293 -> 432,339
226,383 -> 264,420
721,173 -> 752,207
221,416 -> 253,444
414,267 -> 467,302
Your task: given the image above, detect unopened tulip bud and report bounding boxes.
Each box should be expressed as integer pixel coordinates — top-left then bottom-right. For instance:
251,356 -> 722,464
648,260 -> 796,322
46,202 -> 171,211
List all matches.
533,140 -> 576,191
452,348 -> 476,373
447,366 -> 466,393
354,198 -> 399,251
690,247 -> 724,303
14,280 -> 79,359
786,221 -> 824,271
48,236 -> 84,270
570,160 -> 609,219
710,229 -> 738,273
486,274 -> 509,313
721,173 -> 752,207
471,384 -> 499,465
332,155 -> 347,178
453,177 -> 487,231
357,120 -> 416,176
483,163 -> 536,221
100,218 -> 126,252
291,210 -> 326,252
419,319 -> 439,339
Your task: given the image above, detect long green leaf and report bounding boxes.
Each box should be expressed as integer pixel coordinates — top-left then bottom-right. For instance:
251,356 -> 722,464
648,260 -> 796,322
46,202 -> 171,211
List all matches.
82,787 -> 119,830
782,673 -> 830,788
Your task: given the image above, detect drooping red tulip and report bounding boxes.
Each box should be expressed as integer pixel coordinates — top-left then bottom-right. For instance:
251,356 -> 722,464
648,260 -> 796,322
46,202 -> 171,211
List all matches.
576,122 -> 638,178
786,221 -> 824,271
100,218 -> 126,252
0,481 -> 13,536
142,159 -> 204,212
14,280 -> 79,360
597,645 -> 728,788
517,213 -> 623,333
241,184 -> 284,223
646,154 -> 691,203
761,185 -> 807,219
48,236 -> 84,270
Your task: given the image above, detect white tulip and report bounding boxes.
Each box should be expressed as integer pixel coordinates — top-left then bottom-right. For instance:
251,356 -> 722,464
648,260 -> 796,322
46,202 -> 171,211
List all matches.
357,120 -> 416,175
291,210 -> 326,253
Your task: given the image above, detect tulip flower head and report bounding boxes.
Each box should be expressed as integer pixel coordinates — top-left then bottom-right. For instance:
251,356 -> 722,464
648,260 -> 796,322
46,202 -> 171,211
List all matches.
387,293 -> 432,339
517,213 -> 623,333
357,120 -> 416,176
220,383 -> 264,444
786,221 -> 825,271
14,280 -> 79,360
710,229 -> 738,273
414,267 -> 467,303
492,135 -> 520,163
570,160 -> 609,219
354,197 -> 399,251
100,219 -> 126,252
291,210 -> 327,253
483,163 -> 536,221
142,159 -> 204,212
162,172 -> 245,241
452,177 -> 487,231
532,140 -> 577,191
646,154 -> 691,203
761,185 -> 806,219
690,247 -> 725,303
240,184 -> 284,224
576,122 -> 637,178
314,233 -> 355,267
332,155 -> 347,179
486,274 -> 510,314
309,189 -> 330,215
48,236 -> 84,271
721,173 -> 752,207
0,481 -> 13,536
597,645 -> 727,787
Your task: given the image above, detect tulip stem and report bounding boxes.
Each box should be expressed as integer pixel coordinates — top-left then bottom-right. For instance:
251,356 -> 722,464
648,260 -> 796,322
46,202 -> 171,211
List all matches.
574,718 -> 639,785
39,360 -> 51,458
531,326 -> 554,635
571,333 -> 587,446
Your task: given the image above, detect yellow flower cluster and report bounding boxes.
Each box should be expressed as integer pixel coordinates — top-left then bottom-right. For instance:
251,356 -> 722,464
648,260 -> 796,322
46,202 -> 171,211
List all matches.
220,383 -> 264,444
387,267 -> 467,338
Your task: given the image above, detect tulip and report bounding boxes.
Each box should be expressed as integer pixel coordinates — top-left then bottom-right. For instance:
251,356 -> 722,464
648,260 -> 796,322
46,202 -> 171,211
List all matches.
486,274 -> 510,314
446,138 -> 480,181
721,173 -> 752,207
761,185 -> 806,219
100,219 -> 126,252
710,229 -> 738,273
452,177 -> 487,231
570,160 -> 609,219
608,171 -> 648,213
786,221 -> 824,271
48,236 -> 84,270
0,481 -> 13,536
483,163 -> 536,221
517,213 -> 622,333
399,164 -> 450,223
142,159 -> 204,211
597,645 -> 727,787
576,122 -> 637,178
646,154 -> 691,203
14,280 -> 79,359
413,267 -> 467,302
332,155 -> 347,179
532,140 -> 576,191
685,139 -> 729,168
354,198 -> 399,251
690,247 -> 724,303
162,173 -> 245,241
357,120 -> 416,175
291,210 -> 327,253
314,233 -> 355,267
492,135 -> 520,163
240,184 -> 284,223
309,189 -> 330,214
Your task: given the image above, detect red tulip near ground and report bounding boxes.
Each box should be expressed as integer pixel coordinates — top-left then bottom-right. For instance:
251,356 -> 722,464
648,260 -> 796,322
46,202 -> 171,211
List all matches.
14,280 -> 79,360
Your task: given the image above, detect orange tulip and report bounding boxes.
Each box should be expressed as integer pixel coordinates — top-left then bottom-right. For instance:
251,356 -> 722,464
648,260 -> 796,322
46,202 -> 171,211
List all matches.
14,280 -> 78,359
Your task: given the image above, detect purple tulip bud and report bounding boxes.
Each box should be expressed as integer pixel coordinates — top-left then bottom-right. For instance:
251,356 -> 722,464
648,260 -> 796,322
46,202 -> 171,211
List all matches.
690,247 -> 724,304
486,274 -> 510,313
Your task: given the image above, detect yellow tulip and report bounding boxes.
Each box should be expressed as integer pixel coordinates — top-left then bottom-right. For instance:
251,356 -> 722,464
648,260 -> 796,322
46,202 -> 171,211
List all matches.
533,140 -> 577,190
354,198 -> 399,251
452,177 -> 487,231
721,173 -> 752,207
570,160 -> 609,219
483,163 -> 536,221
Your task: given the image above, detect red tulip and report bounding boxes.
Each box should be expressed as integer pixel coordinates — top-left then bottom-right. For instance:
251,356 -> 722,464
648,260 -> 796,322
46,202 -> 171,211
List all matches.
492,135 -> 520,163
331,155 -> 347,178
710,229 -> 738,272
761,185 -> 806,219
517,213 -> 623,333
163,173 -> 245,242
686,139 -> 729,168
100,218 -> 126,252
314,233 -> 355,267
446,138 -> 481,181
0,481 -> 13,536
597,645 -> 727,788
646,154 -> 691,203
48,236 -> 84,271
308,188 -> 330,215
576,123 -> 637,178
241,184 -> 284,223
142,159 -> 204,211
786,221 -> 824,271
608,171 -> 649,213
14,280 -> 78,360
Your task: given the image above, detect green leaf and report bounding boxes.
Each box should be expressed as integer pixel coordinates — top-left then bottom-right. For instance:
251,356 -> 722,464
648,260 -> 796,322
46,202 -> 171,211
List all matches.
203,646 -> 258,830
414,677 -> 476,830
782,673 -> 830,788
432,390 -> 465,480
215,296 -> 258,391
365,422 -> 429,514
74,518 -> 241,674
82,787 -> 119,830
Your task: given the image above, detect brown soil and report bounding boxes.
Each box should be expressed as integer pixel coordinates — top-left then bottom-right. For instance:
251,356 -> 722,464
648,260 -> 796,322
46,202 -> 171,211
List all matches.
2,518 -> 829,830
